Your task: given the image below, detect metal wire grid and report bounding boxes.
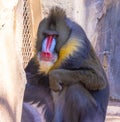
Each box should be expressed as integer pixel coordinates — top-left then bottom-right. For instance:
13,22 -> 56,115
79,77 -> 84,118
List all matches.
22,0 -> 33,68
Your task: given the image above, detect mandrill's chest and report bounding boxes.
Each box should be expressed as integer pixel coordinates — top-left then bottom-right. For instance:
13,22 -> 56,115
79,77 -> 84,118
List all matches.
38,60 -> 55,74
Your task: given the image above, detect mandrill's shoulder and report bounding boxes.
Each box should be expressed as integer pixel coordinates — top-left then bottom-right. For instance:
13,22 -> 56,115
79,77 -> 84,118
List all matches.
65,18 -> 89,42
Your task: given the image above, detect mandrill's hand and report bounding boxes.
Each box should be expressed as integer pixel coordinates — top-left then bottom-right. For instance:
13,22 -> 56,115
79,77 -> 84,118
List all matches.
49,70 -> 63,92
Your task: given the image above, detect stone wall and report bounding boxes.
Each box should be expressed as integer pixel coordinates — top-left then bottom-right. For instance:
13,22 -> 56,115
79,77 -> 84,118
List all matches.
0,0 -> 26,121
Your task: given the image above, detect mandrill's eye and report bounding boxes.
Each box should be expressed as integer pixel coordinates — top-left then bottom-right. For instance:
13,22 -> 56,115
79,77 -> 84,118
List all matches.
43,30 -> 59,37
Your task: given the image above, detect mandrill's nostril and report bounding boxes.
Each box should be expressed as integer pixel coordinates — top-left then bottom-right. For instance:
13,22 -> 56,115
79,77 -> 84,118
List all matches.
41,52 -> 51,57
40,52 -> 53,61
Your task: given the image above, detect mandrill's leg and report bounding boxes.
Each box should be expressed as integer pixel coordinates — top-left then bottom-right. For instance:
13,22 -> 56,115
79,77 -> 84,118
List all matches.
51,83 -> 106,122
63,84 -> 105,122
52,88 -> 67,122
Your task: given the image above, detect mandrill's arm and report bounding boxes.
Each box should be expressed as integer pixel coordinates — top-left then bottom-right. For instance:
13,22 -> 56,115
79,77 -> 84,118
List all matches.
49,48 -> 107,92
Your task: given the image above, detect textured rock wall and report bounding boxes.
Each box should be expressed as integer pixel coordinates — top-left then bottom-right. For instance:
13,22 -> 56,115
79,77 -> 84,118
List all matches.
94,1 -> 120,100
0,0 -> 26,121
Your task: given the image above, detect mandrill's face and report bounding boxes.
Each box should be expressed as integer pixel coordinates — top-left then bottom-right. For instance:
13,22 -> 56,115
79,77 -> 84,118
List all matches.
37,33 -> 58,74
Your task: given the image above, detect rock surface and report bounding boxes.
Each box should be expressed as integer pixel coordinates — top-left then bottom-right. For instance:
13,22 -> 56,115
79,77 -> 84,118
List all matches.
106,101 -> 120,122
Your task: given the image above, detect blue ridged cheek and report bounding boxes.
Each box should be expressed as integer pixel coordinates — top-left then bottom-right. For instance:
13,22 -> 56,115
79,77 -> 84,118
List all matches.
41,37 -> 56,53
42,37 -> 47,52
49,38 -> 56,53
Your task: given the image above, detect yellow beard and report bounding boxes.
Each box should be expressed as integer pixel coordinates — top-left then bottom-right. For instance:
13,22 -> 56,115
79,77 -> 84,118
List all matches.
39,60 -> 54,74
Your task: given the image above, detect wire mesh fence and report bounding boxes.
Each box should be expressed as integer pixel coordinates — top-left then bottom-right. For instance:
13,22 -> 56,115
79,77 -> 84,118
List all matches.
22,0 -> 33,68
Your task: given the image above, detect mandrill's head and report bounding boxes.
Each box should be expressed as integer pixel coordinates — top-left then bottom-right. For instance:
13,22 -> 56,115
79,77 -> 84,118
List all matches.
35,7 -> 71,74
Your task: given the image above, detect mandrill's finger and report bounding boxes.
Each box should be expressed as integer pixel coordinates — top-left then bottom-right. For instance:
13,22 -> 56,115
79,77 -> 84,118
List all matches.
49,80 -> 62,92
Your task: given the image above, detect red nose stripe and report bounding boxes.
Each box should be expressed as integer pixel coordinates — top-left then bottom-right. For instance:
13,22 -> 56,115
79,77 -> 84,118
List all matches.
46,35 -> 53,52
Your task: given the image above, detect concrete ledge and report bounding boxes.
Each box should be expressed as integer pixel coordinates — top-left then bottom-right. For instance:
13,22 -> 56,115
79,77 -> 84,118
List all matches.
106,101 -> 120,122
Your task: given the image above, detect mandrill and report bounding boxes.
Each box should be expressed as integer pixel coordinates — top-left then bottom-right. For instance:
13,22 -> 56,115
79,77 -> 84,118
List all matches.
24,6 -> 109,122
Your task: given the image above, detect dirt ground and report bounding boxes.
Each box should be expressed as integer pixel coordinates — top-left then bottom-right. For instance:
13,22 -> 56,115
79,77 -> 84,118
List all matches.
105,100 -> 120,122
